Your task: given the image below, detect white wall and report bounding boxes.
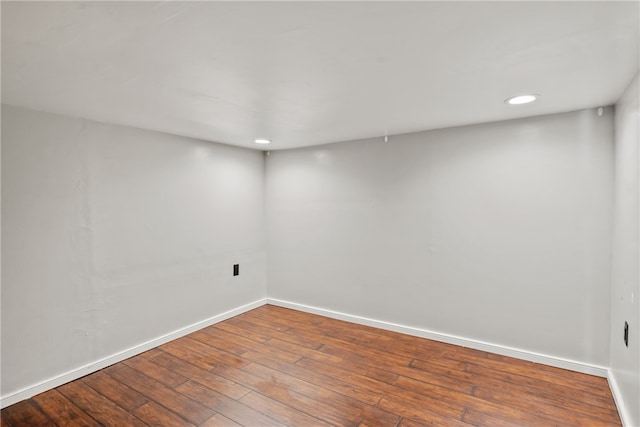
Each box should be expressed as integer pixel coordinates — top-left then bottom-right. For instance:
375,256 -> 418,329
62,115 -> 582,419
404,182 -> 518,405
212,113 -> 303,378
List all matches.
267,109 -> 613,368
610,73 -> 640,426
1,105 -> 266,400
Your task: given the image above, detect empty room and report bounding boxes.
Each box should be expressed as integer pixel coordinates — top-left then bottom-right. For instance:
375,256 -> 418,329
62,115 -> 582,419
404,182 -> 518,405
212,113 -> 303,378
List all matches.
1,1 -> 639,426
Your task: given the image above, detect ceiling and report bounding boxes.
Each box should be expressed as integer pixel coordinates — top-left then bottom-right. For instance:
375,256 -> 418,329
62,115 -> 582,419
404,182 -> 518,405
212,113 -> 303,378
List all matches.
2,1 -> 638,150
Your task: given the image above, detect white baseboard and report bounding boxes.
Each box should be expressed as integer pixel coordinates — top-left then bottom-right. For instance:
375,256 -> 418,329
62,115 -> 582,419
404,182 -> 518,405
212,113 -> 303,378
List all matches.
267,298 -> 608,378
0,298 -> 267,409
607,370 -> 633,426
2,296 -> 613,412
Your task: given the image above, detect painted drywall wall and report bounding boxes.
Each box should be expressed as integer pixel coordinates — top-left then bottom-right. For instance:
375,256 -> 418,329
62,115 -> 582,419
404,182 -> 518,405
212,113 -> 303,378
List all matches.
610,73 -> 640,426
266,109 -> 613,367
1,105 -> 266,399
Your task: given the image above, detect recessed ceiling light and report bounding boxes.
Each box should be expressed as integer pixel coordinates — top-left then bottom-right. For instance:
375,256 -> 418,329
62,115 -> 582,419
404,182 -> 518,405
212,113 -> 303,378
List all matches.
505,94 -> 539,105
254,138 -> 271,144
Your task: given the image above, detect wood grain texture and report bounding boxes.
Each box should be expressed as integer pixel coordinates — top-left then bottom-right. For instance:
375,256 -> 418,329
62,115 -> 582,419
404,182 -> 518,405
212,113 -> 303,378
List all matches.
1,305 -> 621,426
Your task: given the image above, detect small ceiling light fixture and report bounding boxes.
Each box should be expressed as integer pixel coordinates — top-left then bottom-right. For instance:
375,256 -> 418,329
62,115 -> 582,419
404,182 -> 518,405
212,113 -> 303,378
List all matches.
505,94 -> 539,105
254,138 -> 271,145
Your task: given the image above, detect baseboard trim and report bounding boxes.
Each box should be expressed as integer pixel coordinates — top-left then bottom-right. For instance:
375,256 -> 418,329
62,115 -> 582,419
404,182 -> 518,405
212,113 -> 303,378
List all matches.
608,370 -> 633,426
0,298 -> 267,409
267,298 -> 608,378
3,297 -> 612,410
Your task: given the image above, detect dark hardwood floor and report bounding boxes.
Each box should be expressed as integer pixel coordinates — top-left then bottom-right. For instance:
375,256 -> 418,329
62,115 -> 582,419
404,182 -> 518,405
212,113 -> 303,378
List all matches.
1,304 -> 621,426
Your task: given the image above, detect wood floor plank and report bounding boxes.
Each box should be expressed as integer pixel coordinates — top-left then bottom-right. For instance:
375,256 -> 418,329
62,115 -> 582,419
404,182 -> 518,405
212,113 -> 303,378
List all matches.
241,380 -> 363,426
393,367 -> 474,395
32,389 -> 101,426
190,327 -> 260,355
124,354 -> 190,389
1,304 -> 622,427
256,312 -> 418,369
296,344 -> 400,384
0,399 -> 52,426
280,358 -> 384,405
200,414 -> 243,427
208,333 -> 304,365
175,380 -> 287,427
239,391 -> 334,427
411,355 -> 617,412
295,356 -> 401,396
357,404 -> 402,427
397,417 -> 441,427
57,380 -> 147,427
461,407 -> 532,427
163,337 -> 372,427
148,350 -> 251,400
137,347 -> 165,360
223,312 -> 325,350
444,348 -> 611,397
379,383 -> 466,420
241,361 -> 400,425
408,352 -> 468,372
213,320 -> 272,344
390,375 -> 573,427
249,334 -> 345,366
486,351 -> 610,388
472,384 -> 620,426
132,402 -> 196,427
251,305 -> 325,327
169,336 -> 253,368
158,339 -> 219,371
376,396 -> 468,426
462,361 -> 617,409
317,342 -> 411,381
81,370 -> 149,412
223,316 -> 292,335
106,364 -> 215,425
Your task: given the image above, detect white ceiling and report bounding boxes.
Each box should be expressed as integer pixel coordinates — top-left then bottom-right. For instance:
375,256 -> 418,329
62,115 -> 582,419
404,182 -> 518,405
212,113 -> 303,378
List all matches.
2,1 -> 638,150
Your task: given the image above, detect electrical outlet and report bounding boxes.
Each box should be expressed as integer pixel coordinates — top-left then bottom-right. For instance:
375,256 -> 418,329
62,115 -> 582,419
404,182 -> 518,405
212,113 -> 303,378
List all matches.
624,321 -> 629,347
233,264 -> 239,276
